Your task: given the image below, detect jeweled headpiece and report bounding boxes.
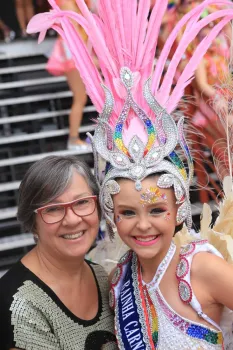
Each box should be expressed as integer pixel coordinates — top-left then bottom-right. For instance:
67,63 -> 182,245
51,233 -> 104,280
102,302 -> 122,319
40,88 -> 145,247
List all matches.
28,0 -> 233,236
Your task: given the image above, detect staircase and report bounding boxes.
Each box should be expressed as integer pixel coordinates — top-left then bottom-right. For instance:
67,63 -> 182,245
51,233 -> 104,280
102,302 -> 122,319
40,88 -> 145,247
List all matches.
0,38 -> 97,275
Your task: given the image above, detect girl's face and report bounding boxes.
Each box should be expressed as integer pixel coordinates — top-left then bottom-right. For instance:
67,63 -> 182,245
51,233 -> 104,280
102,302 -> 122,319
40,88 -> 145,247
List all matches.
113,176 -> 179,262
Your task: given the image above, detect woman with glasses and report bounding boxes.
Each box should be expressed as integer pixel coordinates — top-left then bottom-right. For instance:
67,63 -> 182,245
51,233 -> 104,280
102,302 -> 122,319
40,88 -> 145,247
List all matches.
0,155 -> 117,350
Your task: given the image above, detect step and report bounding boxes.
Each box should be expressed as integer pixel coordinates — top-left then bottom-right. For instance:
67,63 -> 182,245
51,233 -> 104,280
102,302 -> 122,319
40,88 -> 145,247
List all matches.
0,76 -> 66,90
0,181 -> 20,193
0,38 -> 55,60
0,207 -> 17,220
0,233 -> 34,252
0,128 -> 69,145
0,106 -> 96,125
0,90 -> 72,106
0,270 -> 7,278
0,63 -> 46,75
0,124 -> 95,145
0,147 -> 93,167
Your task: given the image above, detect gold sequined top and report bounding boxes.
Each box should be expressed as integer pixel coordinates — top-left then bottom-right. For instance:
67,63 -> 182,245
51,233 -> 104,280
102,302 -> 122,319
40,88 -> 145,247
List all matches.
0,261 -> 117,350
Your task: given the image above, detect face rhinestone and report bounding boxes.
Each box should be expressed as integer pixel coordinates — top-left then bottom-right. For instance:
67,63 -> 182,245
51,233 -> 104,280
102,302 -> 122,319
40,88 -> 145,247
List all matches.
140,187 -> 163,207
164,212 -> 171,221
176,257 -> 189,279
178,279 -> 192,304
116,215 -> 122,223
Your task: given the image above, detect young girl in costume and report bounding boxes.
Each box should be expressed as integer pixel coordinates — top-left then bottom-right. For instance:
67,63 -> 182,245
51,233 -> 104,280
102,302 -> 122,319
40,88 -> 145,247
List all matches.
46,0 -> 92,151
27,0 -> 233,348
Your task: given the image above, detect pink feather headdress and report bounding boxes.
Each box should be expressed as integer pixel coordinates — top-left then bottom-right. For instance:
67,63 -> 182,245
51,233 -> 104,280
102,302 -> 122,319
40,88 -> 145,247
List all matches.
28,0 -> 233,236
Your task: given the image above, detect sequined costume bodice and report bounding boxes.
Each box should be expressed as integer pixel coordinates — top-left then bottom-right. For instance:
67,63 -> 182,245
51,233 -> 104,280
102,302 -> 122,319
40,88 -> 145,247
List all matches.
148,288 -> 223,349
111,241 -> 225,349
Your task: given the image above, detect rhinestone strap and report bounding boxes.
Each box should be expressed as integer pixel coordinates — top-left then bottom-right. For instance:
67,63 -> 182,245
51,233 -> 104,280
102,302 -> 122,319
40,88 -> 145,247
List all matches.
143,242 -> 176,291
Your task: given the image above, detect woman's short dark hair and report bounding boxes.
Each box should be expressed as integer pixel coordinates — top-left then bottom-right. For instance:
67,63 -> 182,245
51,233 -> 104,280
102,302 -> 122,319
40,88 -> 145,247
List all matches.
17,155 -> 100,233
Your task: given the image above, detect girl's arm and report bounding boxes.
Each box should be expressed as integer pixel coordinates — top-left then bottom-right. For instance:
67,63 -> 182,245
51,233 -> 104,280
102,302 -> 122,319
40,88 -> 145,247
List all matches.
193,252 -> 233,311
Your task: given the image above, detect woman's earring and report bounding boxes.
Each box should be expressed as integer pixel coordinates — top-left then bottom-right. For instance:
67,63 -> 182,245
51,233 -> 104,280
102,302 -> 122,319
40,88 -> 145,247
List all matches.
33,233 -> 39,243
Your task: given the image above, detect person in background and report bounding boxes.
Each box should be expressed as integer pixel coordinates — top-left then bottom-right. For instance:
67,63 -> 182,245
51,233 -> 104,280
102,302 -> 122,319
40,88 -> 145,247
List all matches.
0,155 -> 116,350
47,0 -> 92,151
0,18 -> 15,43
14,0 -> 35,38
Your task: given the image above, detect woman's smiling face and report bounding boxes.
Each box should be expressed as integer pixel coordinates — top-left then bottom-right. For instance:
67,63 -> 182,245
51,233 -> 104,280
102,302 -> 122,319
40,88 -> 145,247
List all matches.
113,176 -> 178,261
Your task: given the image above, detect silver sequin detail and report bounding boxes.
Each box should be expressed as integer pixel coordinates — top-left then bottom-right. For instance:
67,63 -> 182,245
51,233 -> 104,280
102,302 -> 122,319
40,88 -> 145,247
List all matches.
118,250 -> 132,265
178,280 -> 192,303
111,266 -> 122,285
149,289 -> 222,349
176,201 -> 190,225
10,265 -> 116,349
176,257 -> 189,279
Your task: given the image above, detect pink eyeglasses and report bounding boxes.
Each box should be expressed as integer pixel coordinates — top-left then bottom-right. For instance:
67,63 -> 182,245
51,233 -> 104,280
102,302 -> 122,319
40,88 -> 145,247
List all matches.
34,196 -> 97,224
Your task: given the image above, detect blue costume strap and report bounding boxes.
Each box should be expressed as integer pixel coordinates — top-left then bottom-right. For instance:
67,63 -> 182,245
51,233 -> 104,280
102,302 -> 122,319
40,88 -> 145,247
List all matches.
115,255 -> 153,350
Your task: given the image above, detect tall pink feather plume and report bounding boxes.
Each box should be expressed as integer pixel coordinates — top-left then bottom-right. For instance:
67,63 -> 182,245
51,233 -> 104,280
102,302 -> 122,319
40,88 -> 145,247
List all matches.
159,7 -> 233,108
27,0 -> 233,129
167,15 -> 233,113
135,0 -> 151,66
152,0 -> 232,97
137,0 -> 168,70
123,0 -> 133,62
